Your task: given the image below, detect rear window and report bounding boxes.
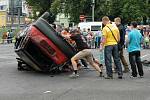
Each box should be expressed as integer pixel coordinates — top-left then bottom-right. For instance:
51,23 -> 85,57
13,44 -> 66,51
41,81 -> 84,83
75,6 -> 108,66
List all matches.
91,26 -> 101,31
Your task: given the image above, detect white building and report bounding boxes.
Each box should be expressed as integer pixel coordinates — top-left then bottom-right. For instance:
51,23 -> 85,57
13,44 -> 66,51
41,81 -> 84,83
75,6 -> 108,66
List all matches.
0,0 -> 30,28
22,0 -> 30,16
0,0 -> 9,27
55,13 -> 72,28
0,0 -> 9,11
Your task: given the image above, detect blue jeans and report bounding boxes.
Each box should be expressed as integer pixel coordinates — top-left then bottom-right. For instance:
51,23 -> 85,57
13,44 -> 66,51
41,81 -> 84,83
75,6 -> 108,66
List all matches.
104,45 -> 123,77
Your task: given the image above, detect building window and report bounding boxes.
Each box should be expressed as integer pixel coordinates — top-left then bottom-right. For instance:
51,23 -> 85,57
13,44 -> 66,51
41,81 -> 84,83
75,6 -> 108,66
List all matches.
0,6 -> 3,10
7,16 -> 11,22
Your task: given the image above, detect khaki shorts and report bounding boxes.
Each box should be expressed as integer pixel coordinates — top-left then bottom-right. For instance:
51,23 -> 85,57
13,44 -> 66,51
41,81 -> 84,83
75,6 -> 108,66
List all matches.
72,49 -> 94,64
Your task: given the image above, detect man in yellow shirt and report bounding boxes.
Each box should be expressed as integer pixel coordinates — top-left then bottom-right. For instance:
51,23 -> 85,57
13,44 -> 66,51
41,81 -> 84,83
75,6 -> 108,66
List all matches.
100,16 -> 123,79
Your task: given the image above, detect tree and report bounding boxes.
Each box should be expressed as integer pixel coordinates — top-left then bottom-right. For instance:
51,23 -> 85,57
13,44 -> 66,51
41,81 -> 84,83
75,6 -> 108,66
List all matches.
50,0 -> 62,15
63,0 -> 92,24
139,0 -> 150,24
121,0 -> 148,24
61,0 -> 113,23
63,0 -> 111,23
50,0 -> 150,24
109,0 -> 125,20
94,0 -> 112,21
26,0 -> 55,23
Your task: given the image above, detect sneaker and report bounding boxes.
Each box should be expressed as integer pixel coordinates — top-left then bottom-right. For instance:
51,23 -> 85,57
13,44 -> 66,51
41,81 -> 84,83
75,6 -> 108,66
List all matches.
130,75 -> 137,79
105,76 -> 113,79
139,76 -> 144,78
69,73 -> 79,79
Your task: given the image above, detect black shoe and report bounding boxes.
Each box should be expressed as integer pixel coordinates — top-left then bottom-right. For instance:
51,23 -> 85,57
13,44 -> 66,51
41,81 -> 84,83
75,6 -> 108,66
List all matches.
130,75 -> 137,79
105,76 -> 113,79
69,72 -> 79,78
118,76 -> 123,79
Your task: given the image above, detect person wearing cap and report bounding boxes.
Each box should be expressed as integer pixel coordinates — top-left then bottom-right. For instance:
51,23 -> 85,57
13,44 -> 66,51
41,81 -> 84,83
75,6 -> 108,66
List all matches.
127,21 -> 144,78
100,16 -> 123,79
64,29 -> 103,78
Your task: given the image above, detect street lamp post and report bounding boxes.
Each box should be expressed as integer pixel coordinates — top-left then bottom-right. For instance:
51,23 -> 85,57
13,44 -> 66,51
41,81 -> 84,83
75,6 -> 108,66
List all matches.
17,0 -> 22,27
18,7 -> 20,27
10,0 -> 14,28
92,0 -> 95,22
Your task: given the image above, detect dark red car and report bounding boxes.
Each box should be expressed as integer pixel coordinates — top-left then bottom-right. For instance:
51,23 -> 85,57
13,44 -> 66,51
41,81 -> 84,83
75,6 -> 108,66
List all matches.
15,12 -> 76,72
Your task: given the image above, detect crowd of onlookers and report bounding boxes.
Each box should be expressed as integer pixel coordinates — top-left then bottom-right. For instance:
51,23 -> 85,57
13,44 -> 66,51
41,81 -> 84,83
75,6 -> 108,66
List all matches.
57,24 -> 150,50
60,27 -> 102,49
53,17 -> 150,79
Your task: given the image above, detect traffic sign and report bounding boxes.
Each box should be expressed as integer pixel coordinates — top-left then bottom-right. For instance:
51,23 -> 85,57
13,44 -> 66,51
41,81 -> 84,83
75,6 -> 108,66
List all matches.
80,15 -> 85,20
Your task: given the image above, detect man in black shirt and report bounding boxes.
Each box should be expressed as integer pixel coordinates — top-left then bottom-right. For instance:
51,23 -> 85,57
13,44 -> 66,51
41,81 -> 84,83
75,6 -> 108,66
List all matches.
114,17 -> 129,73
64,29 -> 103,78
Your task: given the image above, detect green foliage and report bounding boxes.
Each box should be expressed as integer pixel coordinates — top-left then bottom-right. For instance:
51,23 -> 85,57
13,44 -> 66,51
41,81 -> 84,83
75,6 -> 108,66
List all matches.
121,0 -> 148,24
51,0 -> 61,15
63,0 -> 92,23
26,0 -> 55,23
61,0 -> 150,24
26,0 -> 52,13
94,0 -> 111,21
26,0 -> 150,24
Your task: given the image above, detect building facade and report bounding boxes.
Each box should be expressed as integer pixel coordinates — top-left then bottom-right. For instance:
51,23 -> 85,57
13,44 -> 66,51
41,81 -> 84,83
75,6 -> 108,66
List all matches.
55,13 -> 75,28
0,0 -> 8,27
0,0 -> 29,28
0,11 -> 7,27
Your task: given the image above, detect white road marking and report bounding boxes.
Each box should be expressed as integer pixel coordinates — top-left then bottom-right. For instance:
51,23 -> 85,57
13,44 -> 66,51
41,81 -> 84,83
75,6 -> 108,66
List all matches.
43,91 -> 52,93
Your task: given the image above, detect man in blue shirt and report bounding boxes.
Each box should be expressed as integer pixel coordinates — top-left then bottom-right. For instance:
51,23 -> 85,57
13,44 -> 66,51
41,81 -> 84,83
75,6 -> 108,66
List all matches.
127,21 -> 144,78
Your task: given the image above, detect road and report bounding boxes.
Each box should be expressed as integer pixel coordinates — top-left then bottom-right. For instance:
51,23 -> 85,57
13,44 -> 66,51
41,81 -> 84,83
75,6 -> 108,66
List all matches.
0,44 -> 150,100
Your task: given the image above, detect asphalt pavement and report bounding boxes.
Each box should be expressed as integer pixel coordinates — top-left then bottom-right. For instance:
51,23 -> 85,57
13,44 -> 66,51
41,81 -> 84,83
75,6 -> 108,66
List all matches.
0,44 -> 150,100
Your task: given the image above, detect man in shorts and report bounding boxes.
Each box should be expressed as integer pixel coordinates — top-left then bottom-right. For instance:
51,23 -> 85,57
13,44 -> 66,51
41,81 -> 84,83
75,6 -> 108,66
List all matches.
64,29 -> 103,78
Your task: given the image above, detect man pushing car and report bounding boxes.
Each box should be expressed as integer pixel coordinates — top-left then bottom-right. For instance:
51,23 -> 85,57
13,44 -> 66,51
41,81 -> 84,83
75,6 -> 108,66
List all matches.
63,29 -> 103,78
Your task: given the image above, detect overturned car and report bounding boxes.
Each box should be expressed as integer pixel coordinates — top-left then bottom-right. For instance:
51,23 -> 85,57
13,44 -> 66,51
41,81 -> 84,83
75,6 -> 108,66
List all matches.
14,12 -> 76,72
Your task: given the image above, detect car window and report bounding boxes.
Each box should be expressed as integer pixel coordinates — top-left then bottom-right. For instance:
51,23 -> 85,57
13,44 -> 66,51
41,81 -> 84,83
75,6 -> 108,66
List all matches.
91,26 -> 101,31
